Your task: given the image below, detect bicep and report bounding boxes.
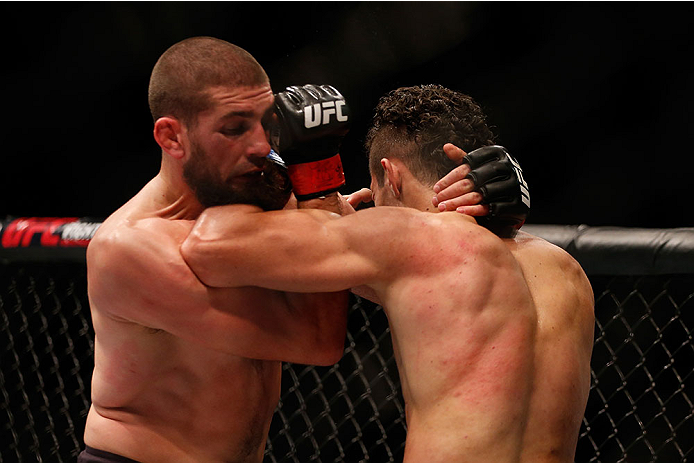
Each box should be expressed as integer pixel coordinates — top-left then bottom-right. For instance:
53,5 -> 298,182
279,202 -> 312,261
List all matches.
183,207 -> 385,293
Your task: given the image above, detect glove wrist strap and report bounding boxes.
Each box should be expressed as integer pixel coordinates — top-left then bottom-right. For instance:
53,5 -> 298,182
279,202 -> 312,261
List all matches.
288,153 -> 345,198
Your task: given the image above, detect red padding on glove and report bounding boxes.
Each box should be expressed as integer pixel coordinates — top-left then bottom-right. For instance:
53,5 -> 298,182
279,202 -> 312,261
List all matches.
287,154 -> 345,197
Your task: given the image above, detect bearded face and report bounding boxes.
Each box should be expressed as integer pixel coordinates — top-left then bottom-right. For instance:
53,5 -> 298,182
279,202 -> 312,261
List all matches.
183,140 -> 292,211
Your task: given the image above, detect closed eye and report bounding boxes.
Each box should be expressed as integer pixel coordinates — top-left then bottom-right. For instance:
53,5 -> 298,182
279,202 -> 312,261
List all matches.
222,124 -> 247,137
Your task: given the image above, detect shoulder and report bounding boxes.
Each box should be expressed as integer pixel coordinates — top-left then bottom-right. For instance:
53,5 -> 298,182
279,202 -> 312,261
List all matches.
90,215 -> 189,260
349,207 -> 482,239
511,231 -> 594,313
344,208 -> 500,271
516,232 -> 590,282
88,213 -> 195,291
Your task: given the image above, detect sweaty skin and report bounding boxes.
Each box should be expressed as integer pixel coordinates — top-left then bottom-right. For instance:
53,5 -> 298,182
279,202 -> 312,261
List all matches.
182,203 -> 594,463
84,83 -> 349,463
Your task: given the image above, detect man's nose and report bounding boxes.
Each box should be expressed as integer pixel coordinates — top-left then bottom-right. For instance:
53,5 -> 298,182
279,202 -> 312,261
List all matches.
248,122 -> 272,158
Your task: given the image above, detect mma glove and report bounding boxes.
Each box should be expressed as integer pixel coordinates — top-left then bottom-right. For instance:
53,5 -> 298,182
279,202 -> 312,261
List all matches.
271,84 -> 350,200
464,145 -> 530,238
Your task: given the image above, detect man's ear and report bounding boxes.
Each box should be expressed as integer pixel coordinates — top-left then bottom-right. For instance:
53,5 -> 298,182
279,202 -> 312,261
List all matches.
153,117 -> 185,159
380,158 -> 401,198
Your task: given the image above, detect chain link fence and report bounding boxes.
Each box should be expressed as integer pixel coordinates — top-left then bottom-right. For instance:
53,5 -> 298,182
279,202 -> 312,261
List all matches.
577,275 -> 693,462
1,263 -> 92,463
1,225 -> 693,462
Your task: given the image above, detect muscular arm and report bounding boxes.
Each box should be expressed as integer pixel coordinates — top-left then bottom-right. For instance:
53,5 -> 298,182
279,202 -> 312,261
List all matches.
181,204 -> 468,292
87,218 -> 347,365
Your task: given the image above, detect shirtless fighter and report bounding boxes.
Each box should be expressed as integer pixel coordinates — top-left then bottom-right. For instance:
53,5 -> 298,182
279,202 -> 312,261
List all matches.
82,37 -> 526,462
182,85 -> 595,462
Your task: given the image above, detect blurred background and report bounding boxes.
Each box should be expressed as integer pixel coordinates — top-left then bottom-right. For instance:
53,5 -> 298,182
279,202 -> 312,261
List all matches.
2,2 -> 693,228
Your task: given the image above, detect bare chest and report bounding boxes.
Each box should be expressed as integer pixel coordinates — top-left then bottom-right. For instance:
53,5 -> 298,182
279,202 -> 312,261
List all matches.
91,320 -> 282,453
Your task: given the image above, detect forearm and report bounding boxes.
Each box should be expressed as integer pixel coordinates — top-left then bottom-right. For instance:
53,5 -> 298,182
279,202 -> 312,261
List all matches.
278,193 -> 350,360
282,289 -> 350,365
182,205 -> 342,290
297,192 -> 343,214
182,205 -> 383,293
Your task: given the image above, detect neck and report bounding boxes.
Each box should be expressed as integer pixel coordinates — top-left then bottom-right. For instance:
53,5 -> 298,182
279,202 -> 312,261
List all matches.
149,155 -> 205,220
398,176 -> 439,213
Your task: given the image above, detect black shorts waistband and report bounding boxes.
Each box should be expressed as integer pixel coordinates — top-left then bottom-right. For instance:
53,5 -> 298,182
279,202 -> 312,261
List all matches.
77,446 -> 141,463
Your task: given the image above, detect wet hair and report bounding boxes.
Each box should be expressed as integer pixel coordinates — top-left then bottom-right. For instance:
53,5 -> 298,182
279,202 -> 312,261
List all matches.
366,84 -> 495,187
148,36 -> 269,126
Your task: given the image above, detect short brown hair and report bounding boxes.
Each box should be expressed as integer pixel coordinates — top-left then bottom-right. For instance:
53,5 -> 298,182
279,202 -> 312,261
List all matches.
148,37 -> 269,126
366,85 -> 495,187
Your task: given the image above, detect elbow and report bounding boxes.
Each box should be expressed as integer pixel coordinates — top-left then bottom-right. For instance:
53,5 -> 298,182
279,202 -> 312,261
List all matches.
180,231 -> 220,287
297,316 -> 348,366
320,328 -> 348,365
291,328 -> 345,366
283,331 -> 345,366
313,309 -> 349,365
286,344 -> 344,367
325,343 -> 346,365
311,340 -> 346,366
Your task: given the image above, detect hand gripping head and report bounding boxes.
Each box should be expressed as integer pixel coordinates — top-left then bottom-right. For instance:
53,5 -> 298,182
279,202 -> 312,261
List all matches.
463,145 -> 530,238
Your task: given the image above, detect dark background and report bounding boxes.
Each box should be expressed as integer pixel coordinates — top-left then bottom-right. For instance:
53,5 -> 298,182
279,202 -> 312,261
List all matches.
2,2 -> 693,228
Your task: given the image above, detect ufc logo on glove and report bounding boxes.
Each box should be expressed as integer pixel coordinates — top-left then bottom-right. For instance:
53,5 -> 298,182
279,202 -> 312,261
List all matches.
304,100 -> 348,128
506,153 -> 530,208
272,84 -> 350,200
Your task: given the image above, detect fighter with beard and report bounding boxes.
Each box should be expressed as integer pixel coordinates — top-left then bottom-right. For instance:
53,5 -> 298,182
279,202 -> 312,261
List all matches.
81,37 -> 355,463
183,143 -> 292,211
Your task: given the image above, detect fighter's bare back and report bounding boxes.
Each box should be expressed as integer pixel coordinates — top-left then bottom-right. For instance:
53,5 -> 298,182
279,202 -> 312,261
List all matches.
387,221 -> 594,463
351,211 -> 593,463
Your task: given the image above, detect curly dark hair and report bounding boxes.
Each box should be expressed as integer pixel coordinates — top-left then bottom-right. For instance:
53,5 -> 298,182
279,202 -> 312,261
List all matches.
366,85 -> 495,186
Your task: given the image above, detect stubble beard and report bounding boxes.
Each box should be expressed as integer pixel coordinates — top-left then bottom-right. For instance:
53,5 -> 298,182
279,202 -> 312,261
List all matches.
183,141 -> 292,211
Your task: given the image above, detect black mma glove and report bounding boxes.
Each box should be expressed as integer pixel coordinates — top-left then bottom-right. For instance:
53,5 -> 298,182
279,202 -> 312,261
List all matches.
271,84 -> 350,200
464,145 -> 530,238
259,149 -> 293,210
